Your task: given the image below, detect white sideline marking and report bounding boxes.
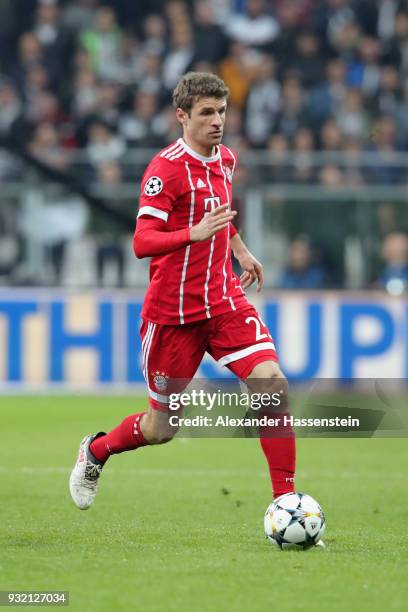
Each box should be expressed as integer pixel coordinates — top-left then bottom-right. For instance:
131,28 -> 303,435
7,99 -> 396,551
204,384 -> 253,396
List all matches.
0,466 -> 404,480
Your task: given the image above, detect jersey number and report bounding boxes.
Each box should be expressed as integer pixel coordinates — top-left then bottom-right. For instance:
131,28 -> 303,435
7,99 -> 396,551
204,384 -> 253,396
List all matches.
245,316 -> 269,341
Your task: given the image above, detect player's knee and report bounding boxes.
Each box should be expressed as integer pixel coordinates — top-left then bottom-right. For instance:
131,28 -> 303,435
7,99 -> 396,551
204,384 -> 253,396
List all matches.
246,361 -> 289,411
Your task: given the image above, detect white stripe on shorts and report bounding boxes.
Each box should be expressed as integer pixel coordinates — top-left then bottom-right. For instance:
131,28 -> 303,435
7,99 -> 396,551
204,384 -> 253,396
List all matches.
217,342 -> 276,367
142,322 -> 156,381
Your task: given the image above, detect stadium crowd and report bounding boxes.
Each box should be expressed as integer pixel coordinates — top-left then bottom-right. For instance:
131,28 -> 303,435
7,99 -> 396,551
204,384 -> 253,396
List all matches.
0,0 -> 407,289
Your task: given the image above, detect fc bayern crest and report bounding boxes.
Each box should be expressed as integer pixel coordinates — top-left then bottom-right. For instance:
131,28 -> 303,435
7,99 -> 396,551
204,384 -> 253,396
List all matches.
144,176 -> 163,196
152,371 -> 169,391
225,166 -> 233,183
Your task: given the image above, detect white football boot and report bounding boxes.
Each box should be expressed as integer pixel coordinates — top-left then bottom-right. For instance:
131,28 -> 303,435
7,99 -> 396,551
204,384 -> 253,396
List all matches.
69,432 -> 106,510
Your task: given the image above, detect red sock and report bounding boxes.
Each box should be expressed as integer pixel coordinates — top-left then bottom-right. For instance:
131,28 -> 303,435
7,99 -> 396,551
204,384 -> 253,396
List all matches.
259,412 -> 296,499
90,412 -> 148,463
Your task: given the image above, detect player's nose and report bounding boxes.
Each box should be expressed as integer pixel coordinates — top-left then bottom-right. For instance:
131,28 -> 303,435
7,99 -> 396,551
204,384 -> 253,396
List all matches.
212,113 -> 223,128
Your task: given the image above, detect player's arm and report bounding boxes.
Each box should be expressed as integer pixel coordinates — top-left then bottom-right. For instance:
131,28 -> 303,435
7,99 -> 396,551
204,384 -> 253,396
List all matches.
222,147 -> 263,290
134,205 -> 236,258
230,231 -> 264,292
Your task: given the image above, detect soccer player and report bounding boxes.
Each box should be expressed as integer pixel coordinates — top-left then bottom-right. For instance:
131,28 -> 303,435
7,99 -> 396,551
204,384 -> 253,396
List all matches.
69,72 -> 296,510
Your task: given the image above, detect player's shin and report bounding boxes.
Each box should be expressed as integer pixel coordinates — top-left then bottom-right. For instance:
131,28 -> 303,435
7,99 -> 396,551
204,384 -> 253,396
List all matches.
89,413 -> 149,463
259,411 -> 296,499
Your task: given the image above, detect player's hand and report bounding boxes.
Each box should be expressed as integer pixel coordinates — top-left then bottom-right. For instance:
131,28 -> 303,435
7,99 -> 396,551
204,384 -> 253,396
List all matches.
237,251 -> 264,292
190,204 -> 237,242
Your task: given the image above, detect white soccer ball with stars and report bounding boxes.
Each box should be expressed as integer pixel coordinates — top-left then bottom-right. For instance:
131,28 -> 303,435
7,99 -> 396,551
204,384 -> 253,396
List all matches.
264,492 -> 325,550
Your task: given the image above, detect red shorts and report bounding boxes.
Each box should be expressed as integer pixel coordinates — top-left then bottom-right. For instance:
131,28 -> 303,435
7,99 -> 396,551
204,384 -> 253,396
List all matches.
140,305 -> 278,410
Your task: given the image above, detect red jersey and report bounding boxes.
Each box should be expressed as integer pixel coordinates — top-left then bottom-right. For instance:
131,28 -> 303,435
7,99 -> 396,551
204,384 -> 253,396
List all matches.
136,138 -> 250,325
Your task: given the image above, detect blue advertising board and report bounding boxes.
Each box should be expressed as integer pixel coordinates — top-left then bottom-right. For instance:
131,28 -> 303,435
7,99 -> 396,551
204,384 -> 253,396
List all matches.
0,290 -> 406,389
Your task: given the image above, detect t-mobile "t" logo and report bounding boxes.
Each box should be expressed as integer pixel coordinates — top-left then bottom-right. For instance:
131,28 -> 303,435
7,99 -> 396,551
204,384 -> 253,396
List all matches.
204,196 -> 221,211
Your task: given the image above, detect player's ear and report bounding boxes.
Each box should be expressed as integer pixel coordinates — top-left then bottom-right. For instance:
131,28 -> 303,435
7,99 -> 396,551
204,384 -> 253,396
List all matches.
175,107 -> 187,126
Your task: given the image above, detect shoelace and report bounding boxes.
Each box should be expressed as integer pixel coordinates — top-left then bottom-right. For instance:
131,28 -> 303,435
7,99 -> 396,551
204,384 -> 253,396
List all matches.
84,461 -> 102,482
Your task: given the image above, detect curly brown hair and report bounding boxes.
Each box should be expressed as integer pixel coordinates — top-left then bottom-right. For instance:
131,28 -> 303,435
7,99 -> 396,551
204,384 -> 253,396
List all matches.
172,72 -> 229,113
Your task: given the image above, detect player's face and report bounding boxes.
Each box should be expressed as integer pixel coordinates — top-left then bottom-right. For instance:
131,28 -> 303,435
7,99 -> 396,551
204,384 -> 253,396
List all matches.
178,97 -> 227,156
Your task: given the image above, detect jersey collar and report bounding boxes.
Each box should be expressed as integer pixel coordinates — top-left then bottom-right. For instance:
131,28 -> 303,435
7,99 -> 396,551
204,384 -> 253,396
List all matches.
178,138 -> 220,163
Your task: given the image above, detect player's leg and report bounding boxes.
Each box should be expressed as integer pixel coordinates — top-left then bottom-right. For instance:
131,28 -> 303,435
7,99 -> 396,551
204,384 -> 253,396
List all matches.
69,405 -> 178,511
89,320 -> 205,461
207,306 -> 295,499
69,320 -> 205,509
246,359 -> 296,499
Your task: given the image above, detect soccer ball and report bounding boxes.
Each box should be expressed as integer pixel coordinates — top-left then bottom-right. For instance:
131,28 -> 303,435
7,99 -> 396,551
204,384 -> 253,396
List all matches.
264,492 -> 325,550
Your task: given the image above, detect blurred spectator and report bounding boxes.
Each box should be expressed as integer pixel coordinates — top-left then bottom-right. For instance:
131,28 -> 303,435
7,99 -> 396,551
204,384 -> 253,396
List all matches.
285,31 -> 324,87
0,79 -> 22,137
266,134 -> 292,182
292,128 -> 316,184
86,120 -> 125,167
274,0 -> 315,30
13,32 -> 45,89
93,161 -> 126,287
319,164 -> 345,188
346,36 -> 381,96
33,0 -> 74,77
28,121 -> 71,170
162,25 -> 194,93
151,104 -> 182,146
395,82 -> 408,147
219,104 -> 243,148
280,237 -> 327,289
119,89 -> 162,148
219,42 -> 258,109
367,115 -> 403,184
71,69 -> 99,118
376,65 -> 402,116
81,6 -> 123,80
25,89 -> 75,149
141,13 -> 167,57
308,58 -> 347,129
378,232 -> 408,295
244,55 -> 280,147
164,0 -> 191,26
274,77 -> 309,140
192,1 -> 228,64
94,81 -> 122,127
137,51 -> 163,95
61,0 -> 98,34
21,63 -> 51,116
376,202 -> 399,238
383,9 -> 408,71
313,0 -> 358,50
333,20 -> 362,61
116,33 -> 142,86
319,118 -> 344,152
342,137 -> 365,185
206,0 -> 232,26
377,0 -> 403,42
225,0 -> 280,48
336,88 -> 370,140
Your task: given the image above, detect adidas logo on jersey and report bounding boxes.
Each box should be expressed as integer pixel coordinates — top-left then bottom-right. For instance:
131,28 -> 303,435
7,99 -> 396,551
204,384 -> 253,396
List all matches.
197,178 -> 206,189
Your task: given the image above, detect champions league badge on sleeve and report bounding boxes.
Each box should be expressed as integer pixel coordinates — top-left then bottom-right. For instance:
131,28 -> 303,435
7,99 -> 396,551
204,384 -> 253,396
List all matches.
144,176 -> 163,196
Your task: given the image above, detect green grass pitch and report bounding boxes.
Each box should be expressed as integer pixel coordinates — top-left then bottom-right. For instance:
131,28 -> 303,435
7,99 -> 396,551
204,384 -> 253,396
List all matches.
1,396 -> 407,611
